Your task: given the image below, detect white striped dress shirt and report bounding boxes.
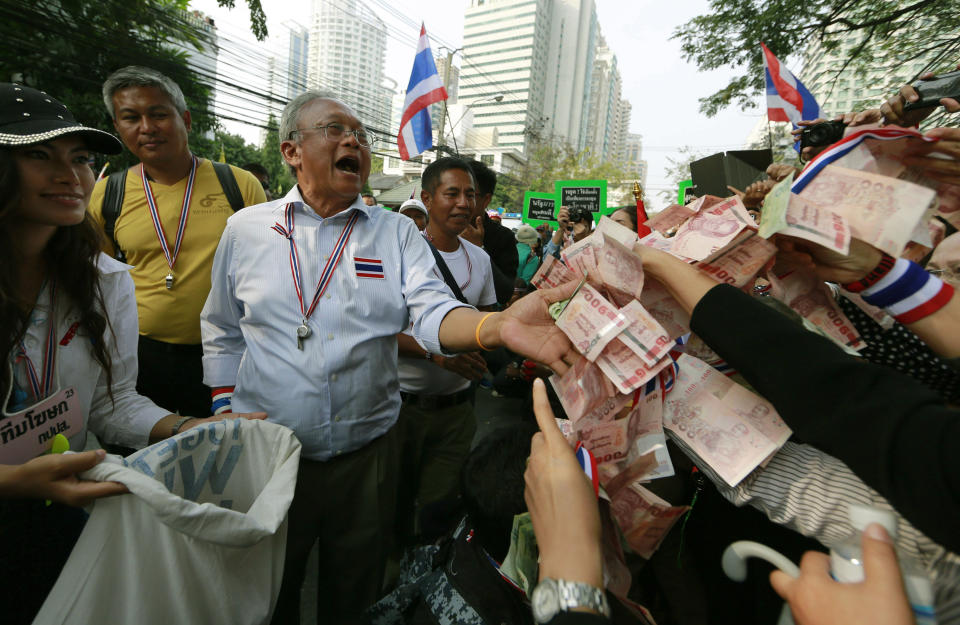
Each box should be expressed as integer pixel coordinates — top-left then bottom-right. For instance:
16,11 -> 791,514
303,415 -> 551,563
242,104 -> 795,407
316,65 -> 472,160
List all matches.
692,439 -> 960,623
201,186 -> 469,461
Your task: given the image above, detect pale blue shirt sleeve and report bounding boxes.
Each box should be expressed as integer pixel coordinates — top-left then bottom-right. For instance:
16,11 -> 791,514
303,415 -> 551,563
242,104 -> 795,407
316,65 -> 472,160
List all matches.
201,222 -> 246,388
544,237 -> 562,259
397,216 -> 473,355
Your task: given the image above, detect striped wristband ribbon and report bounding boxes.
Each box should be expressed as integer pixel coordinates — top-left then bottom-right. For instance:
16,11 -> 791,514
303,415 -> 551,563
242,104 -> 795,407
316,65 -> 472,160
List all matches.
211,386 -> 234,415
857,258 -> 954,324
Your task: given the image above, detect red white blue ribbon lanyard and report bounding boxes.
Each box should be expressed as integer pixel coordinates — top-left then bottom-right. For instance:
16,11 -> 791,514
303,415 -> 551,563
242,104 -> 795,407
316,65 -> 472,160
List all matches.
15,281 -> 58,401
272,203 -> 361,348
791,127 -> 938,193
140,155 -> 198,289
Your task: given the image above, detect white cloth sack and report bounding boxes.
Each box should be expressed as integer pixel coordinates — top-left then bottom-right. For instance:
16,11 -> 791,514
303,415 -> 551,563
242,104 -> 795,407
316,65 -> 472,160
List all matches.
34,419 -> 301,625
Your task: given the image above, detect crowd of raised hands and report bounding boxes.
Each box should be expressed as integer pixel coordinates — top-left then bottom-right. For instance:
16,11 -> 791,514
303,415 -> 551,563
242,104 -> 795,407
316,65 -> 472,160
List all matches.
520,66 -> 960,625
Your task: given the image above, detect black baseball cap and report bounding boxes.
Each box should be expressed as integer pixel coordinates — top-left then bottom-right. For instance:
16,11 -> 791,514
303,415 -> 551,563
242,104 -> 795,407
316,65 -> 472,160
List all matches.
0,83 -> 122,154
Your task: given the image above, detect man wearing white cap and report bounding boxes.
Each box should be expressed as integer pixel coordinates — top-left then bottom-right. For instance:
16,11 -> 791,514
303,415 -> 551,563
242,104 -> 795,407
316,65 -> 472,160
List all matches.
399,198 -> 428,231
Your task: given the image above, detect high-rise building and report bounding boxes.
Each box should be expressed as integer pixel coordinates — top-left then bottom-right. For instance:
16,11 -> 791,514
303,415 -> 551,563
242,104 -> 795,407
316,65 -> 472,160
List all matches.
623,132 -> 646,184
800,34 -> 936,117
585,34 -> 624,158
613,98 -> 631,161
460,0 -> 600,155
284,21 -> 310,98
434,54 -> 460,103
176,10 -> 218,86
542,0 -> 598,149
307,0 -> 391,133
460,0 -> 554,154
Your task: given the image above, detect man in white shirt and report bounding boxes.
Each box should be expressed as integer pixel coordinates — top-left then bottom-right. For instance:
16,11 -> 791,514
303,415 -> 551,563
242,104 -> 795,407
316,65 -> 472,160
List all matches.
396,158 -> 496,544
201,92 -> 581,623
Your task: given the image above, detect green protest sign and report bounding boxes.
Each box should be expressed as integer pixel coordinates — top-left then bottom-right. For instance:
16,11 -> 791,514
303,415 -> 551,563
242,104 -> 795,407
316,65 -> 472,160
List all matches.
522,191 -> 559,226
555,180 -> 607,223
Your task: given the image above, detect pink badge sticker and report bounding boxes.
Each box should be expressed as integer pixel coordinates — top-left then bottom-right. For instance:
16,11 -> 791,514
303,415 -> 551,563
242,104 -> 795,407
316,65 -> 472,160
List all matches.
0,386 -> 84,464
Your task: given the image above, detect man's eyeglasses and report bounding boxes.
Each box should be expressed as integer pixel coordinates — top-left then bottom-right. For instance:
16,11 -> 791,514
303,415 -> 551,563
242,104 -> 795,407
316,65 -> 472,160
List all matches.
290,122 -> 377,148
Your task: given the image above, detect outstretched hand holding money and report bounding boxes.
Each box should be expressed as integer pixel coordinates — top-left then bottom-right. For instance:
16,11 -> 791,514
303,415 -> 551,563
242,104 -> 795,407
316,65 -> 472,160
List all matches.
525,378 -> 604,589
774,236 -> 883,284
901,126 -> 960,186
499,280 -> 584,375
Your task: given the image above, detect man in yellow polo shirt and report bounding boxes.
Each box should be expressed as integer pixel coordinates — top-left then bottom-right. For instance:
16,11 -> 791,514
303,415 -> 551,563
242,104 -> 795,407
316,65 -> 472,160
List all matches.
88,66 -> 265,419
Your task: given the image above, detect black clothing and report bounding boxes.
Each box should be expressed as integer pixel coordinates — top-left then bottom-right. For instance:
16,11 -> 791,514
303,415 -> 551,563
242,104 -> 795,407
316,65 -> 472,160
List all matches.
136,336 -> 211,417
691,284 -> 960,553
482,214 -> 518,307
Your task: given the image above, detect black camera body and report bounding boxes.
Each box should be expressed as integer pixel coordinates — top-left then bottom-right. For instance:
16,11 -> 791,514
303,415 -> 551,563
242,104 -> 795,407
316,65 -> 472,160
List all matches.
904,70 -> 960,112
567,206 -> 593,227
799,120 -> 848,149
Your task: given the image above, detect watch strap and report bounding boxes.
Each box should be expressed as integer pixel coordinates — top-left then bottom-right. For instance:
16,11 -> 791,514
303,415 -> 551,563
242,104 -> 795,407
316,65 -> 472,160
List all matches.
171,415 -> 195,437
532,578 -> 610,623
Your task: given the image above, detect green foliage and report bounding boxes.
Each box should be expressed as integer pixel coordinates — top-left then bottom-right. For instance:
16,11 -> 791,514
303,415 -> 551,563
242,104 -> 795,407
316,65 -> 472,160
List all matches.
260,114 -> 296,196
215,0 -> 268,41
498,139 -> 635,210
0,0 -> 216,172
659,146 -> 705,205
192,130 -> 261,166
744,124 -> 802,165
674,0 -> 960,117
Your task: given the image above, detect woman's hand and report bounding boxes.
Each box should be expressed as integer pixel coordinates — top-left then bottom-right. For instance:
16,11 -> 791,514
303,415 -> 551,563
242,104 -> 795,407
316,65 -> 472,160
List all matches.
525,379 -> 603,588
0,449 -> 127,507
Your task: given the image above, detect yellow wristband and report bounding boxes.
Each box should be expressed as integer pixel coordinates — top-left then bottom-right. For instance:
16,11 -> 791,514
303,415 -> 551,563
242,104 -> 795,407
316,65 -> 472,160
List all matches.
475,312 -> 497,352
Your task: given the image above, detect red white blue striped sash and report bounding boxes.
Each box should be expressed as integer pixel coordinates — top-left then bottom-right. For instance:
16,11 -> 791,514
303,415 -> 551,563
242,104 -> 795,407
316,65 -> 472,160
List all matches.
791,127 -> 938,194
16,282 -> 58,400
140,156 -> 199,273
272,203 -> 361,320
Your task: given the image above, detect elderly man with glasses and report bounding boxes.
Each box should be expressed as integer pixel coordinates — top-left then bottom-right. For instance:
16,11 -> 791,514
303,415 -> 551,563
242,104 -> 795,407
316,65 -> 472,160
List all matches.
200,92 -> 580,623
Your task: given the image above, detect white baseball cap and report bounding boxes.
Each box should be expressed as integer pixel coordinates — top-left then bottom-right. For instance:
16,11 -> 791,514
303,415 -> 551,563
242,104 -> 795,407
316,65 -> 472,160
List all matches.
399,198 -> 428,217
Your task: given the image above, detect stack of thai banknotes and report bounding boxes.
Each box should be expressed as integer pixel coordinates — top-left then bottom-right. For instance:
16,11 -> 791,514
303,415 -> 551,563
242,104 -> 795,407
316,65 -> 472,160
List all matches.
530,133 -> 950,558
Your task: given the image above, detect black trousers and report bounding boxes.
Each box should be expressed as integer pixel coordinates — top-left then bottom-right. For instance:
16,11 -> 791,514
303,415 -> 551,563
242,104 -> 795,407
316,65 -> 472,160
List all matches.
136,336 -> 211,418
0,499 -> 86,624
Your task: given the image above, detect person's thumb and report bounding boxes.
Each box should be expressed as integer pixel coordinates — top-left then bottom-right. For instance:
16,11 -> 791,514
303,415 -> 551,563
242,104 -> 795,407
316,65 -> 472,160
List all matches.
861,524 -> 906,589
769,570 -> 796,602
54,449 -> 107,477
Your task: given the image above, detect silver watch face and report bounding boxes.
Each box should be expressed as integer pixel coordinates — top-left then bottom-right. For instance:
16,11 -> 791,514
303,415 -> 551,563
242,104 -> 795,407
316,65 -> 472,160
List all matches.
531,579 -> 560,623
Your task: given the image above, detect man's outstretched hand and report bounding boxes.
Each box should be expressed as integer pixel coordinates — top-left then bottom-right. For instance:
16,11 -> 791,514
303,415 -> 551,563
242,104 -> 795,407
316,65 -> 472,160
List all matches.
498,280 -> 582,375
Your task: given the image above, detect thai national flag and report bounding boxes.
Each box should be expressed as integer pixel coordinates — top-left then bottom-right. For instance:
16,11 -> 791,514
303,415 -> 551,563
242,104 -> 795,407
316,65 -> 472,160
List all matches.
355,257 -> 384,279
760,42 -> 822,124
397,24 -> 448,161
574,442 -> 600,498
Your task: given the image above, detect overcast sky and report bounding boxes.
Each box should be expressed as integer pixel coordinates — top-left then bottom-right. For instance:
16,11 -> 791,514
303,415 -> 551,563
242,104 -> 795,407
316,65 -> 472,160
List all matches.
192,0 -> 769,209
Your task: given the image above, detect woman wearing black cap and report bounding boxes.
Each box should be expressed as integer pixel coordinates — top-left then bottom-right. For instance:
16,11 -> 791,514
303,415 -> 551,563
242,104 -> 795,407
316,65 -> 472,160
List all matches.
0,83 -> 261,623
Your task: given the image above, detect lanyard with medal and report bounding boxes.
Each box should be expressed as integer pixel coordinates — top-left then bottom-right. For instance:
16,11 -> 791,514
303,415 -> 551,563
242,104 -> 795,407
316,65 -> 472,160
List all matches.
1,282 -> 84,464
272,203 -> 361,349
141,155 -> 198,290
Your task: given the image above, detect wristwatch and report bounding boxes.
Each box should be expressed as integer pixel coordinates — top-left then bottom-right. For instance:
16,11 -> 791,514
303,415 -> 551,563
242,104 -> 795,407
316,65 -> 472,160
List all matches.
171,415 -> 195,437
531,578 -> 610,623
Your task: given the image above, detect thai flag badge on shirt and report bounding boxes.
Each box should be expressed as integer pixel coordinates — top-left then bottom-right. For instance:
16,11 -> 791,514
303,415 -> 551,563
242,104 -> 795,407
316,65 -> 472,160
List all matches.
355,257 -> 384,279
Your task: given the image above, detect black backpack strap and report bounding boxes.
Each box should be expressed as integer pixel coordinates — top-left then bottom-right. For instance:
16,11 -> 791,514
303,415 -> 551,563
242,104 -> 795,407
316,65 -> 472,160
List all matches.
102,169 -> 128,262
211,161 -> 245,212
427,241 -> 468,304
